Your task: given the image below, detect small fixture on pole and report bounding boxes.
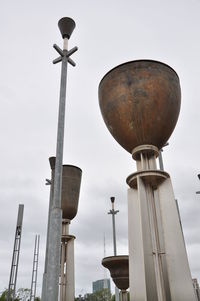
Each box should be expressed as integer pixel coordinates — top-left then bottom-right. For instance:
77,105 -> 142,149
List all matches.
45,17 -> 78,301
196,174 -> 200,194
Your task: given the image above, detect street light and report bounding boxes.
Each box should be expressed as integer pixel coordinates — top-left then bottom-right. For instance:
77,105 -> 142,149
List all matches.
44,17 -> 78,301
108,197 -> 119,301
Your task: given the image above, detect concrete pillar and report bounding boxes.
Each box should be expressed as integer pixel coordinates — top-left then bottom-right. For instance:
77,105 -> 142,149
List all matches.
65,236 -> 75,301
127,145 -> 196,301
60,219 -> 75,301
119,290 -> 128,301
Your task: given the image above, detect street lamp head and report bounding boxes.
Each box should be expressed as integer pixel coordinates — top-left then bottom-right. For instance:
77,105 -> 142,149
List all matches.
110,197 -> 115,203
58,17 -> 76,39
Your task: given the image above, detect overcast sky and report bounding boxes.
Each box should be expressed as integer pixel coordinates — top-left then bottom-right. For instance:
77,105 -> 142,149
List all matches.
0,0 -> 200,298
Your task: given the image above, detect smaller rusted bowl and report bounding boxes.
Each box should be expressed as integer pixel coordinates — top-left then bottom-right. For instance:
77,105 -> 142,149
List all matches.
49,157 -> 82,220
102,255 -> 129,290
61,164 -> 82,220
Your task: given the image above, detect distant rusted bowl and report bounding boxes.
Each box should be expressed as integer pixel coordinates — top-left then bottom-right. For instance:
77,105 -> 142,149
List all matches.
61,165 -> 82,220
99,60 -> 181,153
102,255 -> 129,290
49,157 -> 82,220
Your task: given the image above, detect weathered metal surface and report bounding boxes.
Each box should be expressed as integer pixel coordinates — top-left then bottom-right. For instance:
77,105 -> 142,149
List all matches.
99,60 -> 181,152
102,255 -> 129,290
49,157 -> 82,220
61,165 -> 82,220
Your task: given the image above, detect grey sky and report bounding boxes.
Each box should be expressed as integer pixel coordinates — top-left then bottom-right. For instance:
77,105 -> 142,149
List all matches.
0,0 -> 200,297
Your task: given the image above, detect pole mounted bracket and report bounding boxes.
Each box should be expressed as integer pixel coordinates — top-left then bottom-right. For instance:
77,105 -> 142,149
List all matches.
53,44 -> 78,66
45,179 -> 52,185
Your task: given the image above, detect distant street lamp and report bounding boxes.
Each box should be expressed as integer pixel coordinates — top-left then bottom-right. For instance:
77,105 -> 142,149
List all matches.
108,197 -> 119,301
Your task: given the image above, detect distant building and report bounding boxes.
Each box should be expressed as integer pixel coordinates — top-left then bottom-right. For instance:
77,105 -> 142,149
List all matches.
193,278 -> 200,301
92,278 -> 111,293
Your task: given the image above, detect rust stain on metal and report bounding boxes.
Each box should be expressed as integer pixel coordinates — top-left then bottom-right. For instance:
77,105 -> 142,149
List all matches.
98,60 -> 181,153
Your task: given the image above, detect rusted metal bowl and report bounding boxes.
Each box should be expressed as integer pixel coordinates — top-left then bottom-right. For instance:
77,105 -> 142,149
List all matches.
61,165 -> 82,220
102,255 -> 129,290
99,60 -> 181,153
49,157 -> 82,220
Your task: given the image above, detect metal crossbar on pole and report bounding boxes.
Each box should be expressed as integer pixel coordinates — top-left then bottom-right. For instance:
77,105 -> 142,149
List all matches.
7,204 -> 24,301
30,235 -> 40,301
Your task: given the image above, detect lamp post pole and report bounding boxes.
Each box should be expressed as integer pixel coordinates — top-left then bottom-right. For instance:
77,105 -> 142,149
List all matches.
108,197 -> 119,301
45,17 -> 78,301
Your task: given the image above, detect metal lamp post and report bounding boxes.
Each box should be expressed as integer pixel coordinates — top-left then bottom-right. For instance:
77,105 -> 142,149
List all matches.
108,197 -> 119,301
45,17 -> 78,301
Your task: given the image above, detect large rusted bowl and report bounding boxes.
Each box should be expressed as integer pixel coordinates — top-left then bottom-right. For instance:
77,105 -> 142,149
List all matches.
102,255 -> 129,290
99,60 -> 181,153
49,157 -> 82,220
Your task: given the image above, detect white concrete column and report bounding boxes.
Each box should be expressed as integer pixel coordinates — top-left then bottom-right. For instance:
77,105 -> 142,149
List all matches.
128,174 -> 196,301
60,242 -> 66,301
158,177 -> 196,301
127,145 -> 196,301
119,290 -> 128,301
128,180 -> 159,301
65,236 -> 75,301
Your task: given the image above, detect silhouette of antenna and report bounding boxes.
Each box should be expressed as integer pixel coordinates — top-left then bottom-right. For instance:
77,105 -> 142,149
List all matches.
30,235 -> 40,301
7,204 -> 24,301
